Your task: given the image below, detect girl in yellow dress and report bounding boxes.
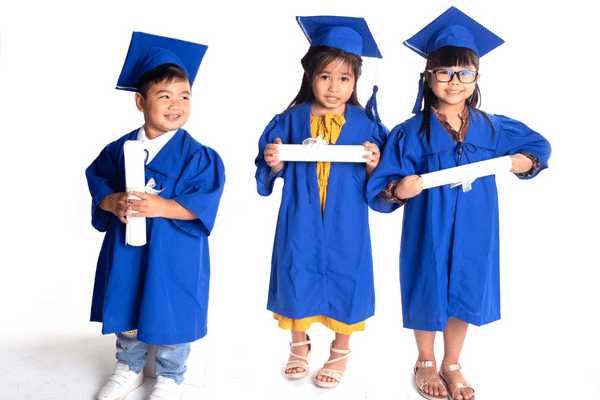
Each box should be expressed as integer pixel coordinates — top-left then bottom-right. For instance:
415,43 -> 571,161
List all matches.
255,16 -> 389,388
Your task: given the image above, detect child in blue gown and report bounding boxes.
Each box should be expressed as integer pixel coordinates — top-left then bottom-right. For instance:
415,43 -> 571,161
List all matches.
366,7 -> 551,400
255,16 -> 389,388
86,32 -> 225,400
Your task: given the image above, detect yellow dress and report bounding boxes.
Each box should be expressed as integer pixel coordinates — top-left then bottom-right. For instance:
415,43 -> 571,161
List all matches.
273,113 -> 366,335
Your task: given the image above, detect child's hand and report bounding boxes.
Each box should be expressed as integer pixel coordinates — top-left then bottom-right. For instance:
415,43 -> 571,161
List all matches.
99,192 -> 132,224
510,154 -> 533,174
265,138 -> 284,174
125,191 -> 168,219
126,191 -> 198,221
363,141 -> 381,173
395,175 -> 423,200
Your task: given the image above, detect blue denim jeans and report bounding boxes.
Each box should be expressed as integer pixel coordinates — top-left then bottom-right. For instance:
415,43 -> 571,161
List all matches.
115,332 -> 191,384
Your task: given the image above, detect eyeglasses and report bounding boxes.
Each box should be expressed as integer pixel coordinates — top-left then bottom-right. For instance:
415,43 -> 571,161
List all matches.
427,69 -> 479,84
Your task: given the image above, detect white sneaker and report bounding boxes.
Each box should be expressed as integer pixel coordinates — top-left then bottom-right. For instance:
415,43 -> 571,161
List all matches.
96,363 -> 144,400
149,376 -> 183,400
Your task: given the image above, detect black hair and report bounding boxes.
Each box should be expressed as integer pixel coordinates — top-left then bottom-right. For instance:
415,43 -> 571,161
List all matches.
419,46 -> 495,143
288,46 -> 363,110
136,63 -> 190,99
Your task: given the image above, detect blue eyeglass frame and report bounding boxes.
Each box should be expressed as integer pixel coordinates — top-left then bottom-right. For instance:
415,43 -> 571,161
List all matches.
427,69 -> 479,83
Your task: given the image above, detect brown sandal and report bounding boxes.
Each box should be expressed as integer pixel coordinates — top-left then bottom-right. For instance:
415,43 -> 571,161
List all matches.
439,363 -> 475,400
414,361 -> 448,400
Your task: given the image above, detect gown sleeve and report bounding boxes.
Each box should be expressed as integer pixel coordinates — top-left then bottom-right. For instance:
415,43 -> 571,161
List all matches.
85,141 -> 121,232
255,115 -> 285,196
370,121 -> 389,149
492,114 -> 551,179
365,121 -> 392,213
366,124 -> 419,213
171,145 -> 226,237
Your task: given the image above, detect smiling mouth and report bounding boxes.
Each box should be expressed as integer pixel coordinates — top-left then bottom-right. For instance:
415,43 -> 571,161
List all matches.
165,115 -> 180,120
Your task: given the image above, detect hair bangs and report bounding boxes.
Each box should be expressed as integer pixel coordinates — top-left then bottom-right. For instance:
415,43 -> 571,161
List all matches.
426,46 -> 479,70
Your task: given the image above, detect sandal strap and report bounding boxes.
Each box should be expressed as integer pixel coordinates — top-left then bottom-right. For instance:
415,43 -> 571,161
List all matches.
415,360 -> 436,369
324,341 -> 350,365
317,368 -> 344,382
414,361 -> 445,391
440,363 -> 461,373
439,364 -> 475,400
289,334 -> 311,361
290,339 -> 311,347
288,350 -> 309,363
285,360 -> 309,369
448,381 -> 474,400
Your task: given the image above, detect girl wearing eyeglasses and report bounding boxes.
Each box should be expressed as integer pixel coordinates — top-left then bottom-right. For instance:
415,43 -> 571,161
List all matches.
367,7 -> 551,400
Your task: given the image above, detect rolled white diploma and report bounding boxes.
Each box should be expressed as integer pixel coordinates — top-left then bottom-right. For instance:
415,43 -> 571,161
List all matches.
275,136 -> 372,163
123,140 -> 147,246
420,155 -> 513,192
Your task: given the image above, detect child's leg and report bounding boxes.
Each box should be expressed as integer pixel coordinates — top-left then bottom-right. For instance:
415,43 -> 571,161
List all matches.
154,342 -> 191,384
285,329 -> 311,375
414,330 -> 448,398
116,331 -> 149,372
440,317 -> 474,400
316,332 -> 350,383
96,333 -> 146,400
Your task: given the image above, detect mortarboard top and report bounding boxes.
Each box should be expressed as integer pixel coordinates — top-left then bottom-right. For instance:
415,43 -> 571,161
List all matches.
296,16 -> 382,59
116,31 -> 208,92
404,6 -> 504,58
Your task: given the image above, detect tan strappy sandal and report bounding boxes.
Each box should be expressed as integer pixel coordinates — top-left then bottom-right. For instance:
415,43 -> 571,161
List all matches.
414,360 -> 449,400
439,363 -> 475,400
315,341 -> 351,388
284,334 -> 312,379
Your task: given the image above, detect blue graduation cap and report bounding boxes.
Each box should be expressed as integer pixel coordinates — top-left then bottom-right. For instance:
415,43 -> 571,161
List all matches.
296,15 -> 382,59
404,7 -> 504,113
404,6 -> 504,58
116,32 -> 208,92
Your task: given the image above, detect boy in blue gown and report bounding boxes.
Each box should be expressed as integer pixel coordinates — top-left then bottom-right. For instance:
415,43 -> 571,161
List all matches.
86,32 -> 225,400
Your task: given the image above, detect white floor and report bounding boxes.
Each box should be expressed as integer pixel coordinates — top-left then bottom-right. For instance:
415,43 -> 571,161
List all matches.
3,284 -> 600,400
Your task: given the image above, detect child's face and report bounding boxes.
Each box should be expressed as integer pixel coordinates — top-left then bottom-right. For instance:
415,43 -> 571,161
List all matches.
310,58 -> 355,117
426,64 -> 480,111
135,78 -> 191,139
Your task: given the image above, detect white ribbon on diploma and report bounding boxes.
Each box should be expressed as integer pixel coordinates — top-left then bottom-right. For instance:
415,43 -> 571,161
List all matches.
123,140 -> 147,246
421,155 -> 513,192
275,135 -> 371,163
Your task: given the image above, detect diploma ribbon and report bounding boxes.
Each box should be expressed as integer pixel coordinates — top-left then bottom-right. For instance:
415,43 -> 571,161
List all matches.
449,142 -> 480,192
302,135 -> 330,159
450,178 -> 476,192
144,178 -> 165,195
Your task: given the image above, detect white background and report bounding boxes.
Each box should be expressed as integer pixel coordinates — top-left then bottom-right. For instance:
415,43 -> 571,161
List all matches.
1,0 -> 598,399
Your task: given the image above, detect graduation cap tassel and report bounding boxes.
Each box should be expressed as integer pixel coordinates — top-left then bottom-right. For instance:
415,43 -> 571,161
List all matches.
365,85 -> 381,123
411,73 -> 425,114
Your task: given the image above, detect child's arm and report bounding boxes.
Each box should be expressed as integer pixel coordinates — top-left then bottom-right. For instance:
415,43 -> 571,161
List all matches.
509,153 -> 534,174
394,175 -> 423,200
124,191 -> 198,221
264,138 -> 284,175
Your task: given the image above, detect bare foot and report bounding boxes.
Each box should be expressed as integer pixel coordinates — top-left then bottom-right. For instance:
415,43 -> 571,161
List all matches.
440,365 -> 474,400
415,361 -> 448,398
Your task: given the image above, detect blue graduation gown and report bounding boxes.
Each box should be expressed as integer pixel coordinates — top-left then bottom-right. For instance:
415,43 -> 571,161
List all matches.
255,103 -> 389,325
86,128 -> 225,345
366,110 -> 551,331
